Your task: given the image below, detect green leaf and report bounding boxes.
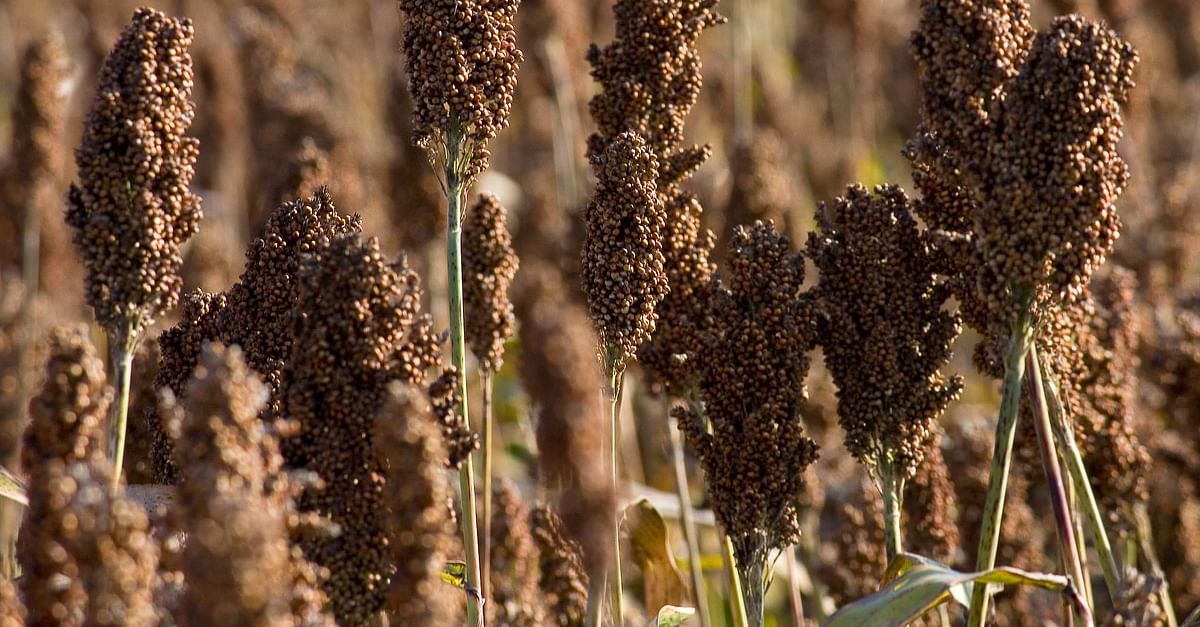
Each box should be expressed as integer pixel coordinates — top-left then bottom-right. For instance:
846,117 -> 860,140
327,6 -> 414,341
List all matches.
0,465 -> 27,507
1182,603 -> 1200,627
624,498 -> 688,612
823,553 -> 1072,627
647,605 -> 695,627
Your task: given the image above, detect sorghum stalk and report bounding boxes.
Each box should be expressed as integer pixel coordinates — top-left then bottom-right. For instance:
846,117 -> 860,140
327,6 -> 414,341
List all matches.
481,371 -> 495,604
1040,355 -> 1121,596
880,460 -> 905,561
666,398 -> 711,627
444,136 -> 485,627
1132,504 -> 1178,627
605,363 -> 626,627
784,548 -> 805,626
108,330 -> 135,495
1026,345 -> 1092,625
967,304 -> 1035,627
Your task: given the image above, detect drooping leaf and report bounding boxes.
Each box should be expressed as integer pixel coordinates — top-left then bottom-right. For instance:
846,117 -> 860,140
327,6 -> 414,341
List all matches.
648,605 -> 696,627
823,552 -> 1073,627
624,498 -> 688,612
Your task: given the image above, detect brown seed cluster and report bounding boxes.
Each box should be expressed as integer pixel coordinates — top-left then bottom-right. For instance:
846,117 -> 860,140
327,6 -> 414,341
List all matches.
153,188 -> 362,482
462,193 -> 519,375
517,265 -> 614,576
902,438 -> 961,564
0,276 -> 25,468
808,184 -> 963,479
817,474 -> 885,605
429,366 -> 478,468
581,131 -> 670,370
488,480 -> 545,627
65,8 -> 202,348
20,327 -> 110,625
722,130 -> 798,256
0,576 -> 24,625
910,0 -> 1034,176
978,15 -> 1137,319
169,344 -> 305,627
585,0 -> 724,394
677,221 -> 819,571
530,503 -> 590,627
122,338 -> 161,484
375,382 -> 458,627
278,233 -> 445,624
397,0 -> 524,184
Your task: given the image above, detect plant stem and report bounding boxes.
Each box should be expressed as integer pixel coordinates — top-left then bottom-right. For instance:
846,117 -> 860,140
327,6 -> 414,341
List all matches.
1039,355 -> 1121,598
722,535 -> 750,627
481,371 -> 495,609
784,546 -> 806,627
667,397 -> 712,627
585,571 -> 606,627
606,365 -> 626,627
1026,345 -> 1092,626
880,460 -> 904,563
108,329 -> 135,496
446,167 -> 485,627
1133,503 -> 1179,627
967,310 -> 1034,627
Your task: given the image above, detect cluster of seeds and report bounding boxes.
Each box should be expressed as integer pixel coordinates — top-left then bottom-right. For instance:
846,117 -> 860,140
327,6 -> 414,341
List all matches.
65,8 -> 202,348
462,193 -> 519,375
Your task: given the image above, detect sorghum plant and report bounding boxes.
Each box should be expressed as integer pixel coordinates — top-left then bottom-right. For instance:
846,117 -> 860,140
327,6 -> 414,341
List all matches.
462,192 -> 519,600
677,221 -> 819,626
65,8 -> 202,493
397,4 -> 523,622
808,183 -> 963,560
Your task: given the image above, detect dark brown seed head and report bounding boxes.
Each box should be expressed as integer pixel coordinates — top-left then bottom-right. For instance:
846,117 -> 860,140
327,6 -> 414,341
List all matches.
278,233 -> 445,624
808,184 -> 963,480
530,503 -> 590,627
23,326 -> 110,472
398,0 -> 524,184
65,8 -> 202,347
489,480 -> 545,627
152,188 -> 362,483
375,382 -> 458,626
978,15 -> 1138,321
581,131 -> 670,371
463,193 -> 519,375
678,221 -> 819,571
517,267 -> 614,576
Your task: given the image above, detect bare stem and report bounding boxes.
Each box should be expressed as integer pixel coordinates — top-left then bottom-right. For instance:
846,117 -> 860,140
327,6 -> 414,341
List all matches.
667,397 -> 712,627
1026,344 -> 1092,626
107,326 -> 136,496
445,150 -> 485,627
1040,355 -> 1121,599
880,460 -> 905,563
606,364 -> 626,627
783,546 -> 806,627
1133,503 -> 1179,627
967,309 -> 1034,627
481,371 -> 495,609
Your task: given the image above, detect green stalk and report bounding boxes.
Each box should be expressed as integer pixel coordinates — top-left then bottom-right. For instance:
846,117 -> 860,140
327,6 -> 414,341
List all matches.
585,571 -> 606,627
606,364 -> 626,627
445,146 -> 485,627
880,459 -> 905,562
967,309 -> 1034,627
107,325 -> 136,496
1026,345 -> 1092,626
1133,503 -> 1179,627
481,371 -> 495,607
722,535 -> 750,627
667,397 -> 712,627
1039,355 -> 1120,598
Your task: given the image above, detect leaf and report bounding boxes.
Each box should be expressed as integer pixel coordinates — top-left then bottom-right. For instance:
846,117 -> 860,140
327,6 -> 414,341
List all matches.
0,465 -> 27,507
624,498 -> 689,613
823,552 -> 1072,627
647,605 -> 695,627
1182,603 -> 1200,627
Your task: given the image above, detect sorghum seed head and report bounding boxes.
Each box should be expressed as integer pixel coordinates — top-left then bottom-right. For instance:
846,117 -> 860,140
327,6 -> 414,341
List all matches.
23,326 -> 110,472
489,480 -> 545,627
463,193 -> 519,375
278,233 -> 444,624
398,0 -> 524,184
65,8 -> 202,346
679,221 -> 819,570
581,131 -> 670,370
808,183 -> 963,480
376,382 -> 458,626
531,503 -> 590,627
